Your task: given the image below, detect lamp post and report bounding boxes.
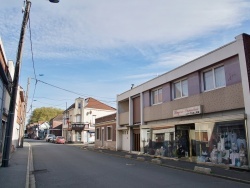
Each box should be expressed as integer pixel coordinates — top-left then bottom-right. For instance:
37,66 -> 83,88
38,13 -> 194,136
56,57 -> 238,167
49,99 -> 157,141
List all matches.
2,0 -> 59,167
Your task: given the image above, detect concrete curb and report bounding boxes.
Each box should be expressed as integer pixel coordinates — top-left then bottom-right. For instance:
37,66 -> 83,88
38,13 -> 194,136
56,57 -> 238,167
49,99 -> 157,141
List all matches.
25,142 -> 36,188
25,143 -> 30,188
194,166 -> 211,174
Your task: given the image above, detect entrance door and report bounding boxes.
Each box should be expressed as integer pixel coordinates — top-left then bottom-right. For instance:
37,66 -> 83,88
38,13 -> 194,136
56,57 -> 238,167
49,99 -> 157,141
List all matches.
133,129 -> 140,151
175,124 -> 195,157
122,130 -> 129,151
75,131 -> 81,142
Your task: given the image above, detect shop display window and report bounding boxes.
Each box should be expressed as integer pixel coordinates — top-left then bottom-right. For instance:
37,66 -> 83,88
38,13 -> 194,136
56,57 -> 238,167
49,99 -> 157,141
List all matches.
196,120 -> 248,168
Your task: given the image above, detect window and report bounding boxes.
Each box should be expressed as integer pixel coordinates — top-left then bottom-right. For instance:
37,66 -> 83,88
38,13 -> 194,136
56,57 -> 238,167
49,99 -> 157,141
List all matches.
78,102 -> 81,109
107,126 -> 112,140
76,114 -> 81,122
173,79 -> 188,99
203,66 -> 225,91
151,88 -> 162,105
155,133 -> 164,142
96,128 -> 100,140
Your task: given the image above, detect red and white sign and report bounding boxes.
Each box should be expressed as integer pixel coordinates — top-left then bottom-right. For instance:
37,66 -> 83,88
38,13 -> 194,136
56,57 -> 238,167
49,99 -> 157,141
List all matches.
173,106 -> 201,117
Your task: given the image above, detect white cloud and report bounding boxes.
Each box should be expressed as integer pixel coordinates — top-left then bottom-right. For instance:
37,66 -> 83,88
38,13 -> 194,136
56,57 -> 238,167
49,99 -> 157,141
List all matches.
149,44 -> 213,70
1,0 -> 250,60
2,0 -> 248,111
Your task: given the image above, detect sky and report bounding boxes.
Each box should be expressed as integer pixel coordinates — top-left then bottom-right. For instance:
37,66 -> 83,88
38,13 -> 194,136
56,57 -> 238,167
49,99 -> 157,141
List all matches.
1,0 -> 250,120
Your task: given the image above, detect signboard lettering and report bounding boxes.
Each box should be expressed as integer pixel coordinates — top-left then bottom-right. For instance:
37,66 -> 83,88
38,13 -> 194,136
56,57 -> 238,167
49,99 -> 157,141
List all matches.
173,106 -> 201,117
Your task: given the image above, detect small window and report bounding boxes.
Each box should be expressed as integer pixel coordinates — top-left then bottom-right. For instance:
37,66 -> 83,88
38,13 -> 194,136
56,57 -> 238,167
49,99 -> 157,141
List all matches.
151,88 -> 162,105
173,79 -> 188,99
96,128 -> 100,140
107,126 -> 112,140
203,65 -> 225,91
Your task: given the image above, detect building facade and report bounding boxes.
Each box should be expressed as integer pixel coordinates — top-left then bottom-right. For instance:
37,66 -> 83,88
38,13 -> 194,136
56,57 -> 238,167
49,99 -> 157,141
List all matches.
49,114 -> 63,136
116,33 -> 250,169
0,38 -> 14,163
95,113 -> 116,150
12,86 -> 25,149
62,97 -> 116,143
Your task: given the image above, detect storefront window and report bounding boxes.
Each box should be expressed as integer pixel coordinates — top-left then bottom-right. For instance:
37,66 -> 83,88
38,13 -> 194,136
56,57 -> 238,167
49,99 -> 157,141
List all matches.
196,120 -> 248,168
145,128 -> 176,157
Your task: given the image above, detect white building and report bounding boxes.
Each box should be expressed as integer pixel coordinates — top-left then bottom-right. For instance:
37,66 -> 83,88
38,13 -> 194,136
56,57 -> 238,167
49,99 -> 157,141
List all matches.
62,97 -> 116,143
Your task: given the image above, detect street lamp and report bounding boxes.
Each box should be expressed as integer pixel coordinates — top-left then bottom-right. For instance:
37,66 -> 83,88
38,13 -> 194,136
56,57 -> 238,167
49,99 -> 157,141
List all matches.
49,0 -> 60,3
2,0 -> 59,167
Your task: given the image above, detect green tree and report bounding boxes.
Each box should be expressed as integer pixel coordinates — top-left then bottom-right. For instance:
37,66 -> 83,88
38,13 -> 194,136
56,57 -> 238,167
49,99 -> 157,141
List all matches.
29,107 -> 63,124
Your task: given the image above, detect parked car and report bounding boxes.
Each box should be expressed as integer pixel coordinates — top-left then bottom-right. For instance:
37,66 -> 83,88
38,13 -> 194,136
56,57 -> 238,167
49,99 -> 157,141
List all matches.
55,136 -> 66,144
49,135 -> 56,143
34,135 -> 40,140
45,134 -> 55,142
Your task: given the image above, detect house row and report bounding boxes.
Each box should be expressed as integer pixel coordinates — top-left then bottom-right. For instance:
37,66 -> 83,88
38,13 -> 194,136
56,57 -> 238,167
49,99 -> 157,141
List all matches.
64,33 -> 250,170
0,37 -> 26,164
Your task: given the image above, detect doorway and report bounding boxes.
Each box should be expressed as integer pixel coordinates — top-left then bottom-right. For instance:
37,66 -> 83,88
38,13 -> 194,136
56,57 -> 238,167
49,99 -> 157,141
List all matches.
133,129 -> 140,151
175,124 -> 195,157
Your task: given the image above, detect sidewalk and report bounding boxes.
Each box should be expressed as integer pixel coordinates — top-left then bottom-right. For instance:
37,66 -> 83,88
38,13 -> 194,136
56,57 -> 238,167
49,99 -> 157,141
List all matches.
0,142 -> 29,188
78,144 -> 250,184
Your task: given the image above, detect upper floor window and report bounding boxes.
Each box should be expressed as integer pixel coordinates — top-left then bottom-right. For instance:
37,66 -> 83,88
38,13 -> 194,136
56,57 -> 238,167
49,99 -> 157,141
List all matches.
78,102 -> 81,109
173,79 -> 188,99
76,114 -> 81,122
203,65 -> 225,91
151,88 -> 162,105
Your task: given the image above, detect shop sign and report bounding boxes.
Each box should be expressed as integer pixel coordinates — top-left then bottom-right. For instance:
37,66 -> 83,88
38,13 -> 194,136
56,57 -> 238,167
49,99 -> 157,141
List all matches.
173,106 -> 201,117
71,124 -> 87,131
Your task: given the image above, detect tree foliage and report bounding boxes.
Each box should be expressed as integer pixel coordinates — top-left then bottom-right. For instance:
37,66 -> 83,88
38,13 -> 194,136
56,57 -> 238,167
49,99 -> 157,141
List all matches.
29,107 -> 63,124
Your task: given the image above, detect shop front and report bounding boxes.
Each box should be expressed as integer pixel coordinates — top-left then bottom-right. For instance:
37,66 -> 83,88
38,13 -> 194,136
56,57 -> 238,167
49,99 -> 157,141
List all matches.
144,119 -> 248,169
195,120 -> 248,168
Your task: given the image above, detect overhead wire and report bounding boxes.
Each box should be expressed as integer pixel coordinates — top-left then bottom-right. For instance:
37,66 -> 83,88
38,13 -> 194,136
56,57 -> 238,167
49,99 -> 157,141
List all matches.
23,2 -> 116,111
26,10 -> 38,113
34,79 -> 116,104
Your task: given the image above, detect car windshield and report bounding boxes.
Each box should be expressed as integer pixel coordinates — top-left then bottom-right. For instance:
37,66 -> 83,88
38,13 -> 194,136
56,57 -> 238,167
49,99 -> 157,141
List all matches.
57,136 -> 64,139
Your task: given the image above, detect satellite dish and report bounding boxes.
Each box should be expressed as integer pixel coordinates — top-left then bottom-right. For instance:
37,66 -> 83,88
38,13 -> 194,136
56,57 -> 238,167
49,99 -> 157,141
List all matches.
49,0 -> 60,3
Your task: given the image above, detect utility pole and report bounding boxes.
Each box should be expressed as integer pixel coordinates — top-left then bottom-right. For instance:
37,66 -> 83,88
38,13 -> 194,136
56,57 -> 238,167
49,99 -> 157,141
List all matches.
2,1 -> 31,167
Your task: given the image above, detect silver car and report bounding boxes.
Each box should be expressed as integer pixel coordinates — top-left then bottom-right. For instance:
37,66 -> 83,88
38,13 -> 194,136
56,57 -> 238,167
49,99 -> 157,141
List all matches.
45,134 -> 55,142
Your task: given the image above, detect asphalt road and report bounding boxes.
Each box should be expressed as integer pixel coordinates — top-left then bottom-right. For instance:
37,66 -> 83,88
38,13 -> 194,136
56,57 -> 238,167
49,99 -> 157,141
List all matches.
29,140 -> 250,188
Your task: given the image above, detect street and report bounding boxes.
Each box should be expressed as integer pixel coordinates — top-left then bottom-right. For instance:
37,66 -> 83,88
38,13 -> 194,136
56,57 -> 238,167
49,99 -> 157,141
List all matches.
28,140 -> 250,188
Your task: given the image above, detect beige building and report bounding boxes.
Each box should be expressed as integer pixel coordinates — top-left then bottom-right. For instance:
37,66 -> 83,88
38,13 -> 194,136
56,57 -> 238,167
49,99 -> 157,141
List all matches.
95,113 -> 116,150
117,33 -> 250,169
12,86 -> 25,149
